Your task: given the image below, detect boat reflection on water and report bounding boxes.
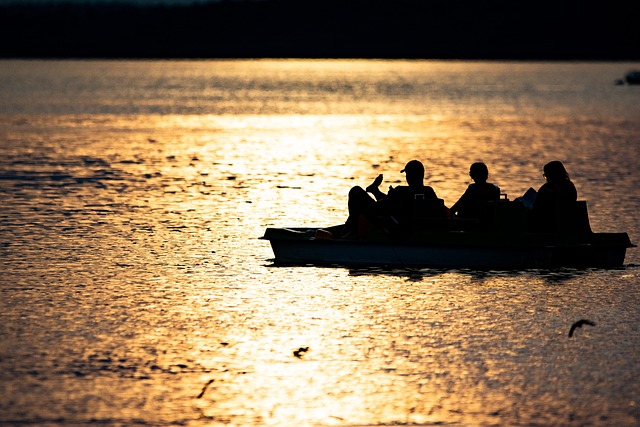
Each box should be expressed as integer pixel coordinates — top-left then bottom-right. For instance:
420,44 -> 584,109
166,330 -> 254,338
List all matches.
266,259 -> 606,283
346,266 -> 598,283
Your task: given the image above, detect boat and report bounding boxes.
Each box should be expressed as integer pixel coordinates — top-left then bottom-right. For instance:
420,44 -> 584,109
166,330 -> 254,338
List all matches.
262,200 -> 635,269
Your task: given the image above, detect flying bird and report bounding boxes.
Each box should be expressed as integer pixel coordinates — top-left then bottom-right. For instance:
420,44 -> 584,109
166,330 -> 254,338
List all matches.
568,319 -> 595,337
293,347 -> 309,358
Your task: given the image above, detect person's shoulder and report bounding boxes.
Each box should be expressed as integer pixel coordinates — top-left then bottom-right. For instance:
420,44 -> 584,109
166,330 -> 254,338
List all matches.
487,182 -> 501,193
538,182 -> 552,192
423,185 -> 438,198
534,183 -> 554,203
564,179 -> 578,198
390,185 -> 409,194
385,185 -> 409,200
401,185 -> 436,197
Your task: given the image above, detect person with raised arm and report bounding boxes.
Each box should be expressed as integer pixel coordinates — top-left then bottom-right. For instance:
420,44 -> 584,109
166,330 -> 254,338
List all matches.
341,160 -> 443,238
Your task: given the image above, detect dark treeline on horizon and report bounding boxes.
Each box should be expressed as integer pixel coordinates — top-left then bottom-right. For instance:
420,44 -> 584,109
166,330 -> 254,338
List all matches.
1,0 -> 638,59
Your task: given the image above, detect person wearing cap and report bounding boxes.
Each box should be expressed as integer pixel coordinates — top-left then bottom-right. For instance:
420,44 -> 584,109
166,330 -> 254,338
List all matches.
450,162 -> 501,221
342,159 -> 442,238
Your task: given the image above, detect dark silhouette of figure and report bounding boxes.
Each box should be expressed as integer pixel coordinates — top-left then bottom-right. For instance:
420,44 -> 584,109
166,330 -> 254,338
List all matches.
343,160 -> 443,238
450,162 -> 500,220
293,347 -> 309,358
535,161 -> 577,205
568,319 -> 595,337
532,161 -> 578,231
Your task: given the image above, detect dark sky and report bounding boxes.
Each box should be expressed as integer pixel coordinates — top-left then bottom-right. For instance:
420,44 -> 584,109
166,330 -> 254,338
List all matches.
0,0 -> 209,3
1,0 -> 638,60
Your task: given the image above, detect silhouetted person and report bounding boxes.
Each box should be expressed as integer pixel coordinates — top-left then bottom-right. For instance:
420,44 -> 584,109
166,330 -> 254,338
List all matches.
450,162 -> 500,220
532,161 -> 578,231
343,160 -> 442,238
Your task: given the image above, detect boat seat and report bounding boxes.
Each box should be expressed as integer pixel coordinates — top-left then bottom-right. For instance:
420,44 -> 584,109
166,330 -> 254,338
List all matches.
480,200 -> 529,232
530,200 -> 592,234
411,197 -> 449,231
550,200 -> 592,234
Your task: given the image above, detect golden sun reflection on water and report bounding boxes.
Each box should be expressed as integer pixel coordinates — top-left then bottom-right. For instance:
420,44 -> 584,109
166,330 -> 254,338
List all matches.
177,268 -> 598,426
1,59 -> 639,427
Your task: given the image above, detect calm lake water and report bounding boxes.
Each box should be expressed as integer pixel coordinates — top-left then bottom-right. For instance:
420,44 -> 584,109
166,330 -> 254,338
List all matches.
1,59 -> 639,426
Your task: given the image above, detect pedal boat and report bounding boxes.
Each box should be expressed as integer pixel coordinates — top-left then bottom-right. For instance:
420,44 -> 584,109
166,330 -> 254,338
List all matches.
262,201 -> 635,269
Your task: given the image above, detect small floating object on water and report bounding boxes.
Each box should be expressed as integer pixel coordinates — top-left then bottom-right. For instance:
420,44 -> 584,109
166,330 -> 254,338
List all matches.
293,347 -> 309,358
227,176 -> 237,180
625,70 -> 640,85
568,319 -> 595,337
196,379 -> 215,399
148,138 -> 157,143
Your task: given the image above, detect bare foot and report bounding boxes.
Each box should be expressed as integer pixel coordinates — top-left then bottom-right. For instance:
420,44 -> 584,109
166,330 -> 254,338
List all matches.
366,174 -> 383,193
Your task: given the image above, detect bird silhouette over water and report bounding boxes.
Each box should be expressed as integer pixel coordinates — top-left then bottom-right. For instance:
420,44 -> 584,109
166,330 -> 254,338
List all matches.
568,319 -> 595,337
293,347 -> 309,358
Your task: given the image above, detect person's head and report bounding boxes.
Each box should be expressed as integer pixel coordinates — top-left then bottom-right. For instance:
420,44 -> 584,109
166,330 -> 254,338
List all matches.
401,160 -> 425,186
543,161 -> 570,182
469,162 -> 489,183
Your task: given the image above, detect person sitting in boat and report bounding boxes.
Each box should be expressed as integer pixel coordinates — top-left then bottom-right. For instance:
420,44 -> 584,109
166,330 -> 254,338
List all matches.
450,162 -> 500,221
342,159 -> 446,238
531,160 -> 578,231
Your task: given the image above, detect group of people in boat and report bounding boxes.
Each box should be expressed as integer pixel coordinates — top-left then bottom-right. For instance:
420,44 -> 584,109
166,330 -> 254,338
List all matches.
335,159 -> 577,239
